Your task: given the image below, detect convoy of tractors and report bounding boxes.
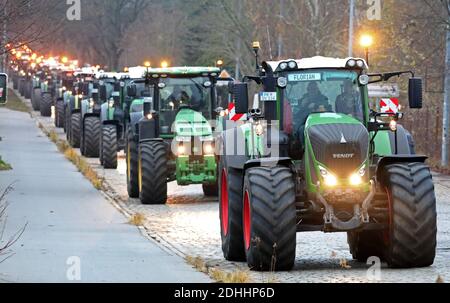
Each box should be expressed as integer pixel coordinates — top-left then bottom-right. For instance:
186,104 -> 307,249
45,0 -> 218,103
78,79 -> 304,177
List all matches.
3,42 -> 437,272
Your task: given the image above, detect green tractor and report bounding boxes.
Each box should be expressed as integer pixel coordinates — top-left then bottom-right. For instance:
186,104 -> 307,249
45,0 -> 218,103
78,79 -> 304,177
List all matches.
99,72 -> 132,169
218,50 -> 436,271
39,69 -> 57,117
54,69 -> 76,128
66,69 -> 96,148
126,66 -> 223,204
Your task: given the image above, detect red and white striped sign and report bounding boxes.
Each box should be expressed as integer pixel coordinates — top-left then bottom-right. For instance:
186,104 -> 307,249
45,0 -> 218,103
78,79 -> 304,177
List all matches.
380,98 -> 399,114
228,103 -> 247,121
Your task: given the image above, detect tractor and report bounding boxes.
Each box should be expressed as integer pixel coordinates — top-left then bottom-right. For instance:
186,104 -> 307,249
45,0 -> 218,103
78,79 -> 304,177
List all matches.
125,66 -> 223,204
66,68 -> 96,148
218,46 -> 436,271
99,72 -> 132,169
54,69 -> 76,128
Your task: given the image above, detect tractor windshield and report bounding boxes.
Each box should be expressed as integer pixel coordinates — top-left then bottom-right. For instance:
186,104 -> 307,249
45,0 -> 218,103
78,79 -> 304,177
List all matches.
283,69 -> 364,133
157,77 -> 213,134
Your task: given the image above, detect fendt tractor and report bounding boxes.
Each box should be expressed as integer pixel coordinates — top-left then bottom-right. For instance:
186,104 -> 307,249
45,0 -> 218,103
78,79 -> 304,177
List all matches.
126,66 -> 224,204
99,72 -> 132,169
54,68 -> 76,128
66,68 -> 96,149
218,44 -> 436,271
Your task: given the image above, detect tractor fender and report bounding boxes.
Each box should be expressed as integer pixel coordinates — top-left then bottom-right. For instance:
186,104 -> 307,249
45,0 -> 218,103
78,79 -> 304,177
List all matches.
376,155 -> 428,186
243,157 -> 293,171
218,126 -> 248,170
138,119 -> 157,142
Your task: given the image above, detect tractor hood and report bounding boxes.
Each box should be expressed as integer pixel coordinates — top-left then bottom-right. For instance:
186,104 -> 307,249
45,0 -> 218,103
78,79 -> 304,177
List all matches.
305,113 -> 369,178
174,108 -> 212,137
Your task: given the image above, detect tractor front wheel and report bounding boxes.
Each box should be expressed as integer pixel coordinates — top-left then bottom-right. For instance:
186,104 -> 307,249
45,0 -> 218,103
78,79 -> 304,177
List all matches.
101,125 -> 118,169
126,130 -> 139,198
138,141 -> 168,205
219,157 -> 246,262
31,88 -> 41,111
383,162 -> 437,268
347,231 -> 385,262
55,100 -> 65,128
243,166 -> 297,271
202,183 -> 218,197
82,116 -> 101,158
69,113 -> 81,148
40,93 -> 52,117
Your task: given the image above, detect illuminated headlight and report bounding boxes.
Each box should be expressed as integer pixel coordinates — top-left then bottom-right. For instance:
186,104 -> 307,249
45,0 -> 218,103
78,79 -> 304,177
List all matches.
347,59 -> 356,68
288,61 -> 297,69
279,62 -> 288,70
89,99 -> 95,108
254,123 -> 264,136
62,86 -> 67,91
319,166 -> 338,187
277,77 -> 287,88
349,174 -> 363,186
108,100 -> 114,108
177,144 -> 186,155
389,119 -> 397,132
203,142 -> 214,155
146,113 -> 153,120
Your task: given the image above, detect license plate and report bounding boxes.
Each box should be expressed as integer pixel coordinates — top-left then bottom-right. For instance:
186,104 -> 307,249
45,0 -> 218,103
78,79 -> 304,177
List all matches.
259,92 -> 277,102
288,73 -> 321,82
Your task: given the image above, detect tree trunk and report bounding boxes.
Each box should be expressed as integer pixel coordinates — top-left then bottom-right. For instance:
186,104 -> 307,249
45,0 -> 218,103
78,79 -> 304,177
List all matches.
442,26 -> 450,167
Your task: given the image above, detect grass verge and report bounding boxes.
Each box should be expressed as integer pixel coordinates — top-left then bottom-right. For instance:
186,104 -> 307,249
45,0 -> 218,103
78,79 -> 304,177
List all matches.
185,255 -> 251,283
0,157 -> 12,171
0,89 -> 29,113
43,129 -> 103,190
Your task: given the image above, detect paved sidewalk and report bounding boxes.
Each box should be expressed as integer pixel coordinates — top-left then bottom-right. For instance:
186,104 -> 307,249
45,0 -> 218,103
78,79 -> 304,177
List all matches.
0,108 -> 211,283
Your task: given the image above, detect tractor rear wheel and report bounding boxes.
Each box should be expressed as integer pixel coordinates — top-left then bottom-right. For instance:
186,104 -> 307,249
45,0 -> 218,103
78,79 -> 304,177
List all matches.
202,183 -> 218,197
40,93 -> 52,117
243,166 -> 297,271
31,88 -> 41,111
126,130 -> 139,198
139,141 -> 167,204
82,116 -> 101,157
55,100 -> 65,128
347,231 -> 385,262
69,113 -> 81,148
101,125 -> 118,169
383,162 -> 437,268
24,81 -> 32,99
219,157 -> 246,262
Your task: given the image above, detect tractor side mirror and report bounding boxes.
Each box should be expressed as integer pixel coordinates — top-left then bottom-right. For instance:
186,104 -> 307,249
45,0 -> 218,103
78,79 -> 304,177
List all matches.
408,78 -> 423,109
127,85 -> 137,98
0,73 -> 7,105
233,83 -> 249,115
99,85 -> 107,101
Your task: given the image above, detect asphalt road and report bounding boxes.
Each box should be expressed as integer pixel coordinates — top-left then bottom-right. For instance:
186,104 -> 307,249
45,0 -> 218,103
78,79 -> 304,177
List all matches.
0,108 -> 210,283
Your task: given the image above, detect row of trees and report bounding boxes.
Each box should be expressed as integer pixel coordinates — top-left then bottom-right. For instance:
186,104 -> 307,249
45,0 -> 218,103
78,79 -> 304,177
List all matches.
1,0 -> 449,167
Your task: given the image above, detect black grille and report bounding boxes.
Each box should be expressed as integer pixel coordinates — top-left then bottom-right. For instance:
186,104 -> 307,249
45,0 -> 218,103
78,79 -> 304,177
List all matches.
308,124 -> 369,177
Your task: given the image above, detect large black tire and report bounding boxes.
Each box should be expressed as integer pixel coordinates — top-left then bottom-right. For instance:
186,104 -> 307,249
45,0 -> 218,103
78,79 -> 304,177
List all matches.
40,93 -> 52,117
55,100 -> 65,128
139,141 -> 168,205
24,81 -> 32,99
101,125 -> 118,169
31,88 -> 41,111
219,157 -> 246,261
126,130 -> 139,198
82,116 -> 101,158
202,183 -> 218,197
243,166 -> 297,271
69,113 -> 81,148
18,79 -> 25,96
383,162 -> 437,268
347,231 -> 385,262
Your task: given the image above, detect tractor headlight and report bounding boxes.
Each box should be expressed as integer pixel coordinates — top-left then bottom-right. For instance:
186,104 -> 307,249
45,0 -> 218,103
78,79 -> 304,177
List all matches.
89,99 -> 95,108
279,62 -> 288,70
347,59 -> 356,68
359,75 -> 369,85
108,99 -> 114,108
146,113 -> 153,120
320,166 -> 338,187
277,77 -> 287,88
203,142 -> 214,155
288,60 -> 297,69
177,144 -> 186,156
349,174 -> 363,186
356,60 -> 365,68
